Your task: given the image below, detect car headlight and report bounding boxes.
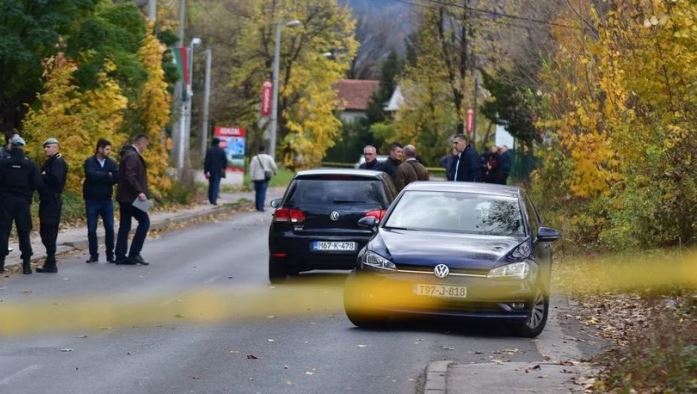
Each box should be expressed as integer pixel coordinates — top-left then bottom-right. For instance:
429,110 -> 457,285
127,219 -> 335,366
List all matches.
509,240 -> 532,260
487,262 -> 530,279
362,251 -> 396,270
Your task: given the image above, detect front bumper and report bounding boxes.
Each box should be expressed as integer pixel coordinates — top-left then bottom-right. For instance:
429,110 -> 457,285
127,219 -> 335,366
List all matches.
345,265 -> 538,319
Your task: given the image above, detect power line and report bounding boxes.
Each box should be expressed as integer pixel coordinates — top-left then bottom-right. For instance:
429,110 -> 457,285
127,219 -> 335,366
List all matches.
391,0 -> 581,30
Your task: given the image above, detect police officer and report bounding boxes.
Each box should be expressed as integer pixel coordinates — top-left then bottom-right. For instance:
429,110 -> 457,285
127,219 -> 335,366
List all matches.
36,137 -> 68,273
0,135 -> 41,274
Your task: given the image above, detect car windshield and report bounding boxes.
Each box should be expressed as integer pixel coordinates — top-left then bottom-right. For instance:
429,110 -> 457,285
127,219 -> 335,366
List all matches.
383,191 -> 525,236
287,179 -> 387,206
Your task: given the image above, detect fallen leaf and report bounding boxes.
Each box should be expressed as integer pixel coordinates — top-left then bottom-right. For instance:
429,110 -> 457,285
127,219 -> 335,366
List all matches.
246,354 -> 258,360
174,313 -> 185,318
357,344 -> 367,348
305,371 -> 314,375
61,348 -> 73,352
267,339 -> 275,343
441,346 -> 455,351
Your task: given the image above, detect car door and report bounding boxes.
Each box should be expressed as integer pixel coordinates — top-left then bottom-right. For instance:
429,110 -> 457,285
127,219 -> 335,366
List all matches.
523,193 -> 552,289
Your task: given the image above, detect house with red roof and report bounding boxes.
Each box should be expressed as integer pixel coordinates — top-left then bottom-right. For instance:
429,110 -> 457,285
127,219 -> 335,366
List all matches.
333,79 -> 380,122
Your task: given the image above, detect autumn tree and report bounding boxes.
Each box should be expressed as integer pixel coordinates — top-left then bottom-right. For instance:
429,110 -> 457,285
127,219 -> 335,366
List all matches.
226,0 -> 358,168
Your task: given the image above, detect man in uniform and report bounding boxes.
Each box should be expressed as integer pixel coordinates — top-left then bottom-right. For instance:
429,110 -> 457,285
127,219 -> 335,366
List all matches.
0,135 -> 41,274
36,137 -> 68,273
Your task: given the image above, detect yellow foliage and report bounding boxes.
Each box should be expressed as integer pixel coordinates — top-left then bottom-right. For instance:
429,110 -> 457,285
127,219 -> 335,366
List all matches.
130,23 -> 172,199
22,56 -> 128,194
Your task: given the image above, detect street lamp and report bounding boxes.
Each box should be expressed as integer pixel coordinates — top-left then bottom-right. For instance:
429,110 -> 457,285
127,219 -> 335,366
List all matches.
177,36 -> 202,173
269,19 -> 301,160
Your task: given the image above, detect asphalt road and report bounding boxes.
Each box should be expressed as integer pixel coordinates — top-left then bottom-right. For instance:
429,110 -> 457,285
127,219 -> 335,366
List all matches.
0,210 -> 584,393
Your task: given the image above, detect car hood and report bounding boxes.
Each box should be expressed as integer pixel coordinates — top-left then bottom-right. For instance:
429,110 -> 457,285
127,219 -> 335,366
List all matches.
371,228 -> 526,271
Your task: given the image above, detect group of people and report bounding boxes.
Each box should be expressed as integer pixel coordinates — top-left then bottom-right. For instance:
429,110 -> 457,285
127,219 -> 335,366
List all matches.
0,132 -> 153,275
440,135 -> 513,184
359,142 -> 430,191
359,133 -> 512,186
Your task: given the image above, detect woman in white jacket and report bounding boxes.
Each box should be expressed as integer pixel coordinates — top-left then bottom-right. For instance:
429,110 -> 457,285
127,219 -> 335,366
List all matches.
249,145 -> 278,211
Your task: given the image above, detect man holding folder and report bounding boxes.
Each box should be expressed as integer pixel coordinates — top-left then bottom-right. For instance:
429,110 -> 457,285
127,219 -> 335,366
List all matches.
115,134 -> 151,266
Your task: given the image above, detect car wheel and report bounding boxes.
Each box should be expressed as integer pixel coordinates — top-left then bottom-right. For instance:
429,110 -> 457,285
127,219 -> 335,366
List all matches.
343,276 -> 383,328
513,287 -> 548,338
268,259 -> 287,283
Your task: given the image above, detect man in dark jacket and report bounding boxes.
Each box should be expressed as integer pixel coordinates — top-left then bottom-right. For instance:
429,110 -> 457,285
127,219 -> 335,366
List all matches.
395,145 -> 429,191
36,137 -> 68,273
450,134 -> 480,182
380,142 -> 403,184
358,145 -> 381,170
203,137 -> 227,205
440,147 -> 458,181
0,136 -> 41,274
83,138 -> 119,263
494,145 -> 513,185
115,134 -> 150,266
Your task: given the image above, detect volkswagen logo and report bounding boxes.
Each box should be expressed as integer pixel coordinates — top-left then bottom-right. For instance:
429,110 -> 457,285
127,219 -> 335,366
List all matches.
330,211 -> 340,221
433,264 -> 450,279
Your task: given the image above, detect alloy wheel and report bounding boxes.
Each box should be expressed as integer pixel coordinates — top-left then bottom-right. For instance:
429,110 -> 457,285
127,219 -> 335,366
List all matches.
526,290 -> 546,329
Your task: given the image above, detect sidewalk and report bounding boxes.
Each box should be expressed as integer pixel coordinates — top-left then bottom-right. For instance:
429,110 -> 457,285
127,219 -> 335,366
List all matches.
3,187 -> 285,270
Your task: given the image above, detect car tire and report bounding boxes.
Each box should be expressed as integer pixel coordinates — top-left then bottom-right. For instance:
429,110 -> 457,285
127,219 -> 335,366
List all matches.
268,259 -> 287,283
343,275 -> 384,328
512,287 -> 549,338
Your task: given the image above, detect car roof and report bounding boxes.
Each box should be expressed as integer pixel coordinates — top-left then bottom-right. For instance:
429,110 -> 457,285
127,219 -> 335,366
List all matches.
402,181 -> 522,198
296,168 -> 387,179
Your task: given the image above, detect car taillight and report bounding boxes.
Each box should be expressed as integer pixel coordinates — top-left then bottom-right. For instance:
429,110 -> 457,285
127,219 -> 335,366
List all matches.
274,208 -> 306,223
364,209 -> 386,221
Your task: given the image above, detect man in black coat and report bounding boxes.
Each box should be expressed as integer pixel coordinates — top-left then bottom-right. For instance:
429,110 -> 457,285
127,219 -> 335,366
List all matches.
0,136 -> 41,274
449,134 -> 480,182
380,142 -> 403,185
203,137 -> 227,205
358,145 -> 381,170
37,137 -> 68,273
115,134 -> 150,266
495,145 -> 513,185
83,138 -> 119,263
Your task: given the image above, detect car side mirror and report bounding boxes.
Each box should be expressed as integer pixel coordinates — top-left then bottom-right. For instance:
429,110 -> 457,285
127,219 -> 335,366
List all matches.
537,226 -> 560,242
358,216 -> 378,230
270,199 -> 281,209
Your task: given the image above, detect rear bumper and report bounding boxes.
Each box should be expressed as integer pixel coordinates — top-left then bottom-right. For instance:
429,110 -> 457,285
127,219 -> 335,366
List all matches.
345,266 -> 538,319
269,231 -> 371,271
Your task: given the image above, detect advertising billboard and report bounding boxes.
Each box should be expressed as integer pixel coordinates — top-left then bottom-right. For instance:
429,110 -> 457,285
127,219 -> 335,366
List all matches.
214,126 -> 246,173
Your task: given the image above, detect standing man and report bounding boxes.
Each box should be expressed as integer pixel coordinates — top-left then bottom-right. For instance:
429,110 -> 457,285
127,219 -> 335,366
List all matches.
203,137 -> 227,205
495,145 -> 513,185
380,142 -> 403,185
83,138 -> 118,264
115,134 -> 151,266
450,134 -> 480,183
36,138 -> 68,273
249,145 -> 277,212
395,145 -> 429,191
0,135 -> 41,274
358,145 -> 381,170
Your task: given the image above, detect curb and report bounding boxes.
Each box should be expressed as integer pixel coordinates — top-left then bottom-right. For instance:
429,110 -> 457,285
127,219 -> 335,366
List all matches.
60,202 -> 243,251
2,201 -> 247,270
423,360 -> 453,393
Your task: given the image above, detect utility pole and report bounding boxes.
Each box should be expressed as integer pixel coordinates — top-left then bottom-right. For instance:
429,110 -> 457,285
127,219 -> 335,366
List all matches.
148,0 -> 156,20
173,0 -> 186,179
269,22 -> 282,160
201,48 -> 212,158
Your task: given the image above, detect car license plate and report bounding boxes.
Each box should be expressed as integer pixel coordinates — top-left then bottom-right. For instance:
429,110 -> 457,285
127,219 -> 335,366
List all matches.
311,241 -> 357,252
413,284 -> 467,298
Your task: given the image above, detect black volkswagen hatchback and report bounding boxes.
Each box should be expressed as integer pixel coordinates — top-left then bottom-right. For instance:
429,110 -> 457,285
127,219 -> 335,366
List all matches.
268,169 -> 397,282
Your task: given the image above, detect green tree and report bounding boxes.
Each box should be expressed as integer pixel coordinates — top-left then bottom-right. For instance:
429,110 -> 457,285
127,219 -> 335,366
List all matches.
0,0 -> 98,130
365,50 -> 402,124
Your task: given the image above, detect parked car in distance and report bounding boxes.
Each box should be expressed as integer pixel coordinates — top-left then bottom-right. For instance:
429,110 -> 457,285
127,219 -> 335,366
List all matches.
343,182 -> 560,337
354,155 -> 388,169
268,169 -> 398,282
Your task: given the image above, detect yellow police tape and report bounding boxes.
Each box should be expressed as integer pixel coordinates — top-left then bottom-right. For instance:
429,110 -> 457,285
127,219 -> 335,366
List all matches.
0,253 -> 695,337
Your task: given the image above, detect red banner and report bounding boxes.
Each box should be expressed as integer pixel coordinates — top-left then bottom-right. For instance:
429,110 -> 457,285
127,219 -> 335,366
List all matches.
260,81 -> 272,117
466,109 -> 474,135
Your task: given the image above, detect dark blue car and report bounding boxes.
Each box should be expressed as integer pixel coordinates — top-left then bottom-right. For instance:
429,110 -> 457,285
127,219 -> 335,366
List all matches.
268,169 -> 397,282
343,182 -> 560,337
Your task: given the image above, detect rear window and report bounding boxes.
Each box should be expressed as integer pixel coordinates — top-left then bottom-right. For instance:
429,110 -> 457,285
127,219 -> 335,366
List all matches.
383,191 -> 524,236
286,179 -> 387,206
